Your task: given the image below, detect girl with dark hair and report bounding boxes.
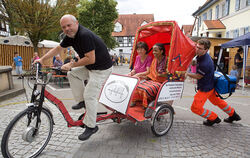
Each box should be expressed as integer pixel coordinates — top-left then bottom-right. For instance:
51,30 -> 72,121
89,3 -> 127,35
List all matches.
128,41 -> 153,79
131,43 -> 168,108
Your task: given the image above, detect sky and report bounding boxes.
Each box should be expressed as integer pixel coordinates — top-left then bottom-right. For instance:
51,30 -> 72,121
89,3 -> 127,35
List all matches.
116,0 -> 207,27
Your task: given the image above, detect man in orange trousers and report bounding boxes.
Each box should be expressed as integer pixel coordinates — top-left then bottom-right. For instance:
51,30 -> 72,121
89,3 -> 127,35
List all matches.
186,39 -> 241,126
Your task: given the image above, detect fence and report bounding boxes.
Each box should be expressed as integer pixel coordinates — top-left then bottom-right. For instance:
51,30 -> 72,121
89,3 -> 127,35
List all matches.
0,44 -> 66,70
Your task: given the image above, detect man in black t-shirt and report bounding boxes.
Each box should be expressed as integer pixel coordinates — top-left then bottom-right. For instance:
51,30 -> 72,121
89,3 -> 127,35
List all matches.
234,48 -> 243,83
35,14 -> 112,141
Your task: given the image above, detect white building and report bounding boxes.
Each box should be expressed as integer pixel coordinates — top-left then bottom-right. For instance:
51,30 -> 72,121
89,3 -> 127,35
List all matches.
110,14 -> 154,59
192,0 -> 250,38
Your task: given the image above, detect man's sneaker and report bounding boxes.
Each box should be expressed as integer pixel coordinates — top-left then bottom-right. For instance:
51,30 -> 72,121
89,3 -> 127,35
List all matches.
224,111 -> 241,123
72,101 -> 85,110
203,117 -> 221,126
78,126 -> 98,141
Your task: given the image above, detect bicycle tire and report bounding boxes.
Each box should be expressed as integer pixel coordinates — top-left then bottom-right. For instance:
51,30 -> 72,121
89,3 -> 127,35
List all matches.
151,104 -> 174,137
26,70 -> 36,90
1,107 -> 53,158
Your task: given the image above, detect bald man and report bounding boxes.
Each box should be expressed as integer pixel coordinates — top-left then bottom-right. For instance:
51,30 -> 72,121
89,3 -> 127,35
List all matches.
36,14 -> 112,141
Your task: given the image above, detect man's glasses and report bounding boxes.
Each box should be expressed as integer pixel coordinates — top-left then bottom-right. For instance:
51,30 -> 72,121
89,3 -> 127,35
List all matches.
196,46 -> 205,50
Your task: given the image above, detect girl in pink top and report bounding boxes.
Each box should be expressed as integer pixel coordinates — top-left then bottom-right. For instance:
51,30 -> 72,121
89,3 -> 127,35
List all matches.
128,42 -> 153,79
33,52 -> 40,61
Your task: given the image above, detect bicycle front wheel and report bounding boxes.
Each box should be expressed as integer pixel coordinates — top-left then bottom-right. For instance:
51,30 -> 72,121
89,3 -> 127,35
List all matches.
1,108 -> 53,158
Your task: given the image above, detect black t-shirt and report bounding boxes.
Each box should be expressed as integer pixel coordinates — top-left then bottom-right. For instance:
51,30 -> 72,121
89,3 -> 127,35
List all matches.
60,25 -> 112,70
234,53 -> 243,68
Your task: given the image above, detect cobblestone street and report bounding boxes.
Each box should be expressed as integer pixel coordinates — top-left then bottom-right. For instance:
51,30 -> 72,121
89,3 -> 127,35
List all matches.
1,64 -> 250,158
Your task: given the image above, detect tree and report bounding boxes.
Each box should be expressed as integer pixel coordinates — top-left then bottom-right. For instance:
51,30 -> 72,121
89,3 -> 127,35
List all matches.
0,0 -> 78,51
78,0 -> 118,49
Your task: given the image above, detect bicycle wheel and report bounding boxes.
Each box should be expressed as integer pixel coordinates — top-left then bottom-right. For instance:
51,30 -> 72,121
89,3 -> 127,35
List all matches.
1,107 -> 53,158
26,70 -> 36,90
151,104 -> 174,137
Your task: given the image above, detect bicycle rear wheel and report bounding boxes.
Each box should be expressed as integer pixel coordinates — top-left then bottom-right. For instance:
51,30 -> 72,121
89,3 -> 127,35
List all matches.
1,108 -> 53,158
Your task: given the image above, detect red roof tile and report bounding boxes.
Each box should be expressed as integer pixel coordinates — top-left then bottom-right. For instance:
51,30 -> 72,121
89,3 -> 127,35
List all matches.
204,20 -> 226,29
112,14 -> 154,37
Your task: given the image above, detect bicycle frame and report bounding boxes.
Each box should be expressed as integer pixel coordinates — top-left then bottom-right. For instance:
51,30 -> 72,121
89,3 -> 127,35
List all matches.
28,64 -> 130,128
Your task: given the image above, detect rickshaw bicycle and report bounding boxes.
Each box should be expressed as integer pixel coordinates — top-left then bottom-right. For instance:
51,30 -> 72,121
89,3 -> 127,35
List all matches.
1,21 -> 196,158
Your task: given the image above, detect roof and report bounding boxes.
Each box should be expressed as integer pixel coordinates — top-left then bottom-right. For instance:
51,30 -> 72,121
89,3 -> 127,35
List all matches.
181,25 -> 193,35
0,35 -> 59,48
192,0 -> 216,16
203,20 -> 226,29
112,14 -> 154,37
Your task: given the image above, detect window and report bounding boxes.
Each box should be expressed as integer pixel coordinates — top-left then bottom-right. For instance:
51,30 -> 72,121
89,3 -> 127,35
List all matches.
141,21 -> 148,26
216,32 -> 222,38
224,0 -> 230,16
114,22 -> 122,32
239,27 -> 245,36
202,12 -> 207,20
248,0 -> 250,6
226,31 -> 230,38
128,37 -> 132,44
234,29 -> 239,38
215,5 -> 219,19
235,0 -> 240,11
119,49 -> 123,53
198,16 -> 201,27
245,27 -> 249,33
117,37 -> 123,43
208,9 -> 212,20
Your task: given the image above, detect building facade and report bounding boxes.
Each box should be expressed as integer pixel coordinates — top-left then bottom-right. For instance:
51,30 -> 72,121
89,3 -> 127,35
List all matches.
0,18 -> 10,37
192,0 -> 250,38
110,14 -> 154,59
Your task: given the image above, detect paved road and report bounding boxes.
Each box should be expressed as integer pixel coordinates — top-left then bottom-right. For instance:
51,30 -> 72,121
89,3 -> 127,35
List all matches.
1,64 -> 250,158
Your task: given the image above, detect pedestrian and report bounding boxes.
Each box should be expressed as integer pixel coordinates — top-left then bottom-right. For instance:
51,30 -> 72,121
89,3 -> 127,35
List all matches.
234,47 -> 243,86
230,65 -> 239,87
114,53 -> 118,66
190,58 -> 197,83
53,55 -> 63,68
34,14 -> 112,141
186,39 -> 241,126
119,54 -> 123,66
13,52 -> 23,79
31,52 -> 41,78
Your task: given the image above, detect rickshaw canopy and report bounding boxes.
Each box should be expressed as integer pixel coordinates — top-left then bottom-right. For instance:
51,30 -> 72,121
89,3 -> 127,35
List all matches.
130,21 -> 196,75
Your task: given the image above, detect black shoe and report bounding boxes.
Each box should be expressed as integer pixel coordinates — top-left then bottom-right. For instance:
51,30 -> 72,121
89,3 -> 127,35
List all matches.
72,101 -> 85,110
78,126 -> 98,141
203,117 -> 221,126
224,111 -> 241,123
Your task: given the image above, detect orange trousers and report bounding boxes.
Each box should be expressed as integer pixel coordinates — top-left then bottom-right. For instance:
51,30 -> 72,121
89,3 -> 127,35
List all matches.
191,89 -> 235,121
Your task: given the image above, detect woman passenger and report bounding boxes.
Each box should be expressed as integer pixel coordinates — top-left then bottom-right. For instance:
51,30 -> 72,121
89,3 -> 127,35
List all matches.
128,41 -> 153,79
131,43 -> 167,108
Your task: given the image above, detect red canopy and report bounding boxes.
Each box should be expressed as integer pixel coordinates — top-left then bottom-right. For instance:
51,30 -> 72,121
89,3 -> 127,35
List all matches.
130,21 -> 196,75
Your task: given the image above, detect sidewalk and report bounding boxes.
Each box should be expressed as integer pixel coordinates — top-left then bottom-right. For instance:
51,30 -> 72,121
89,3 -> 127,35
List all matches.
0,65 -> 250,158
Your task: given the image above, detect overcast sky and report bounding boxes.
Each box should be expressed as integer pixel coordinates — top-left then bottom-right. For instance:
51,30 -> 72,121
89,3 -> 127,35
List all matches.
116,0 -> 207,27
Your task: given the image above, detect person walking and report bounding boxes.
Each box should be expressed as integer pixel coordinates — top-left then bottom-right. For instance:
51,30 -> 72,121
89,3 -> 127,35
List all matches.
186,39 -> 241,126
13,52 -> 23,79
234,47 -> 243,86
35,14 -> 112,141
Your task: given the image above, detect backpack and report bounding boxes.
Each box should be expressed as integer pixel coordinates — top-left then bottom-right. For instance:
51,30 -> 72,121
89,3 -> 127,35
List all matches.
214,64 -> 236,99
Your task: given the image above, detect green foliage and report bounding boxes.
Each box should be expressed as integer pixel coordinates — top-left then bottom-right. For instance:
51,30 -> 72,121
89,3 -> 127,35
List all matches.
1,0 -> 78,51
78,0 -> 118,49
